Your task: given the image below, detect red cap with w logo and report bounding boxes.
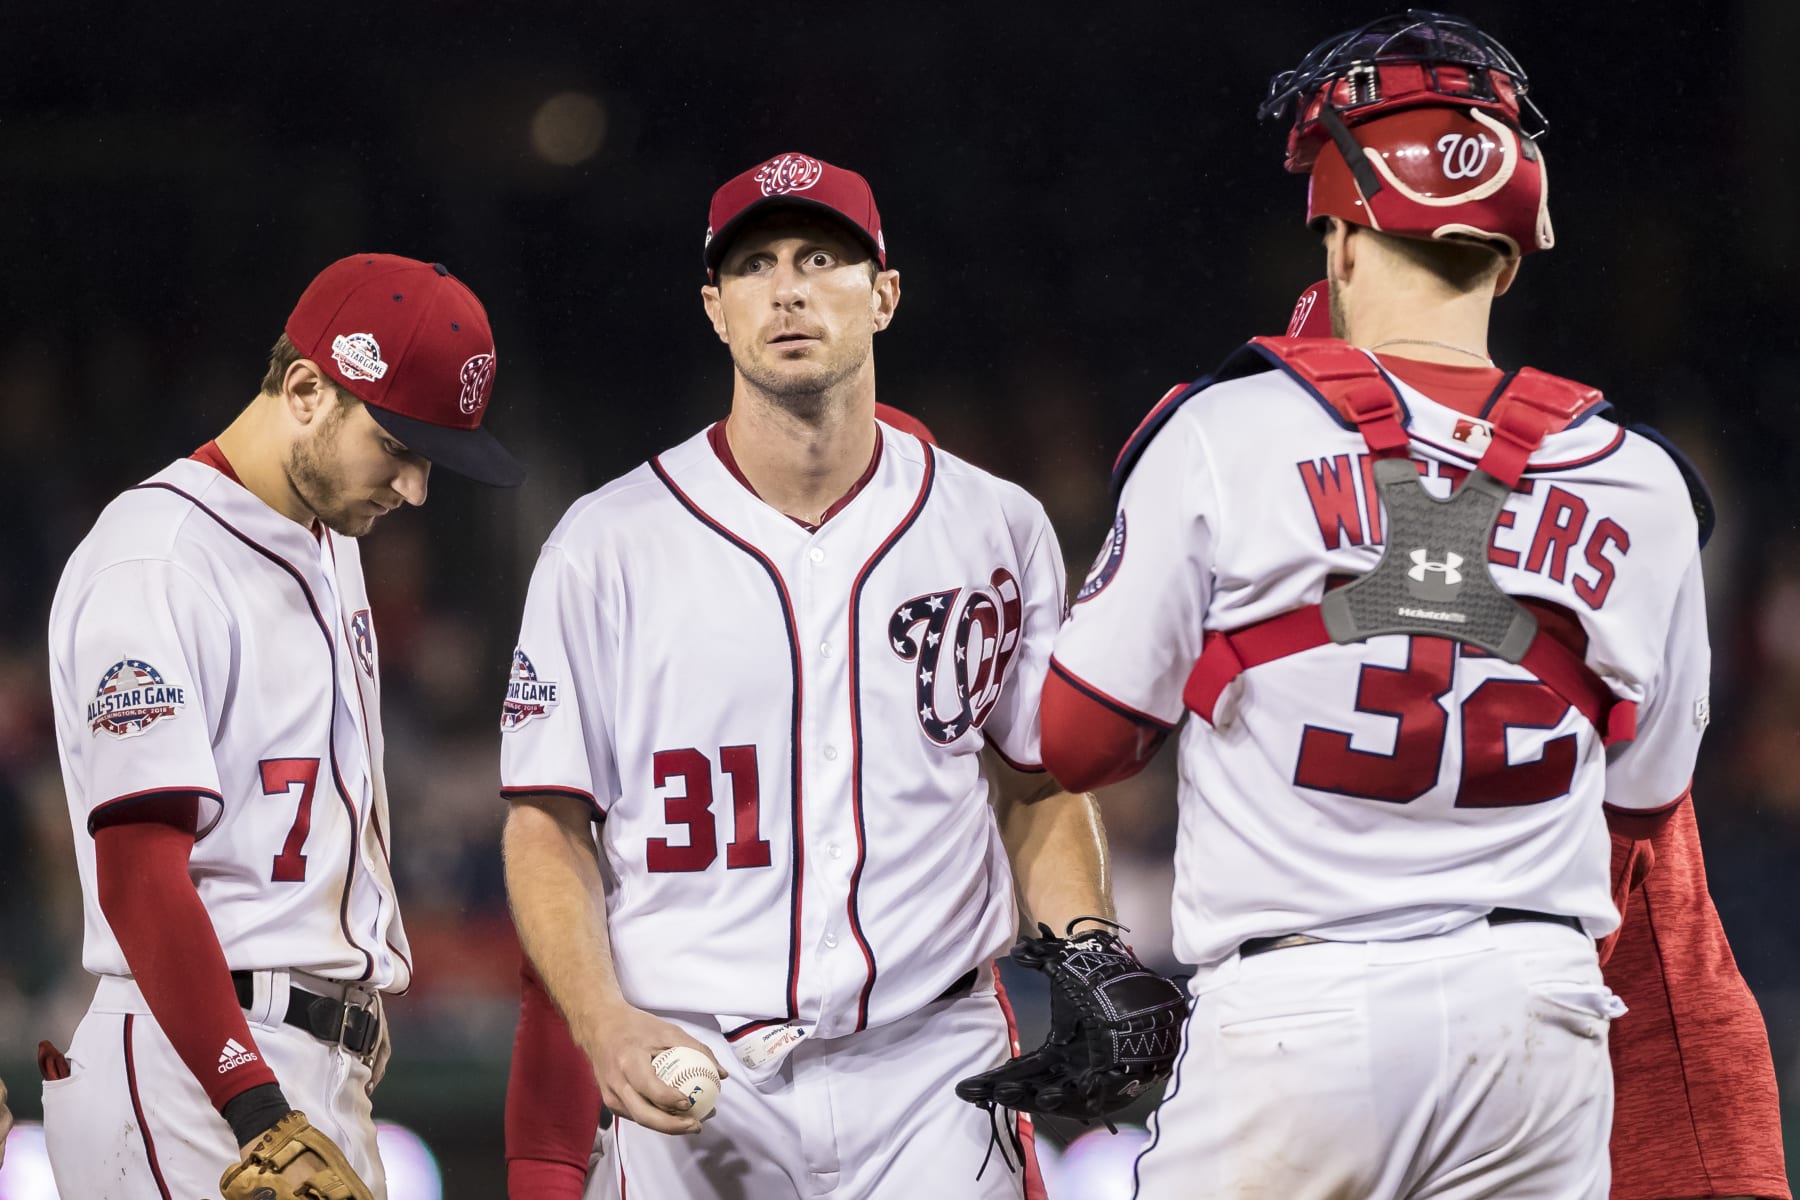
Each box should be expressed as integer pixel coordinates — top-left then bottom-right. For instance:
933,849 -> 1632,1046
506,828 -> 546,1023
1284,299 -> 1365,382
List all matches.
286,254 -> 524,487
703,152 -> 887,279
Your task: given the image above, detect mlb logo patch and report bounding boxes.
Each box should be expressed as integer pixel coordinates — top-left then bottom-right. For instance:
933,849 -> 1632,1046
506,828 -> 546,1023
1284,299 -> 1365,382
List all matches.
350,610 -> 376,677
1452,418 -> 1494,453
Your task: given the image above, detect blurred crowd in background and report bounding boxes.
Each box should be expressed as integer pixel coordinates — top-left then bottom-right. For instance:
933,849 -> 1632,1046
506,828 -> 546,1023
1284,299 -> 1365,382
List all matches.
3,0 -> 1797,1190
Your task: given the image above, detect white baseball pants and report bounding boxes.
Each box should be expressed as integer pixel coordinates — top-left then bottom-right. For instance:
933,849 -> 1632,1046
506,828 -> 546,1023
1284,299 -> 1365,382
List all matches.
607,990 -> 1038,1199
1133,918 -> 1619,1200
42,972 -> 384,1199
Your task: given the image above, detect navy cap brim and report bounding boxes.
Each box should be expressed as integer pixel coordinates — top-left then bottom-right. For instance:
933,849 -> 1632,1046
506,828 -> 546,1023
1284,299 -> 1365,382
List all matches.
704,197 -> 884,275
366,405 -> 526,488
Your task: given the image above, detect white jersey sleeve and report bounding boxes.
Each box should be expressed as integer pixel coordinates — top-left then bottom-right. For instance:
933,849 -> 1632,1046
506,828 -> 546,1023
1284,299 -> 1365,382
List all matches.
1054,411 -> 1218,726
56,559 -> 231,831
979,503 -> 1068,770
500,543 -> 620,814
1604,547 -> 1709,810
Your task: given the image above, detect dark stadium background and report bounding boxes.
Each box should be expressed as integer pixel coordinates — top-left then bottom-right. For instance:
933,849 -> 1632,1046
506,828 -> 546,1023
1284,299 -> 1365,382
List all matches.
2,1 -> 1795,1192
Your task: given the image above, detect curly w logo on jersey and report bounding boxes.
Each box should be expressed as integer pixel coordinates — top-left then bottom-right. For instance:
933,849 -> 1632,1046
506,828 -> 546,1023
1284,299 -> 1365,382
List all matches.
889,568 -> 1024,744
501,648 -> 559,732
86,658 -> 186,738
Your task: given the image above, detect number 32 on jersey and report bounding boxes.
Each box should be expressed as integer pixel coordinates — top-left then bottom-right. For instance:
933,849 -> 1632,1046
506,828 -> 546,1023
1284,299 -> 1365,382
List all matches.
1294,636 -> 1575,808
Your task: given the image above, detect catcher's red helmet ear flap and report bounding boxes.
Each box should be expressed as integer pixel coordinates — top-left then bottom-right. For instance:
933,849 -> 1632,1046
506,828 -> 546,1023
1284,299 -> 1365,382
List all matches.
1307,104 -> 1552,256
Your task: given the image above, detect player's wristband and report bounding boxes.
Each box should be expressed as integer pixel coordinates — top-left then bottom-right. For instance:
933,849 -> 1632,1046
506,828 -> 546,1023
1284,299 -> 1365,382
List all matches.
222,1081 -> 292,1148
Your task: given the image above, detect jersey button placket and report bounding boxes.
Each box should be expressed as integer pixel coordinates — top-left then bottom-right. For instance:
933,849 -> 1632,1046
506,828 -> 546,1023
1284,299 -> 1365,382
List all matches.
796,536 -> 845,1030
800,534 -> 862,1036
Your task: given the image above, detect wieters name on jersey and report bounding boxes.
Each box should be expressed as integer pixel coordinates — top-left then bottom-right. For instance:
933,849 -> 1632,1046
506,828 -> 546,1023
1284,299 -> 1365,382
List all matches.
1295,451 -> 1631,609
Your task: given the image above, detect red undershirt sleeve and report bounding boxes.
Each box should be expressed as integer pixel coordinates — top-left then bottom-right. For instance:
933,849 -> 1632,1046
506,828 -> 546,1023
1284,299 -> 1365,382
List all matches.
92,794 -> 280,1110
1597,790 -> 1686,965
506,953 -> 602,1198
1040,665 -> 1170,793
1604,794 -> 1789,1200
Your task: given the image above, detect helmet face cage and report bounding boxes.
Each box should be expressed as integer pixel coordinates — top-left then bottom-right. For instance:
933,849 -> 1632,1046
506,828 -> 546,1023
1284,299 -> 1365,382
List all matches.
1262,10 -> 1555,256
1261,9 -> 1546,171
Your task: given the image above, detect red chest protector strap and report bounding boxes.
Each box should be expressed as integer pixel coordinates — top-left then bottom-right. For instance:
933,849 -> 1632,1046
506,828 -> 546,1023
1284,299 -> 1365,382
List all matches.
1183,337 -> 1636,746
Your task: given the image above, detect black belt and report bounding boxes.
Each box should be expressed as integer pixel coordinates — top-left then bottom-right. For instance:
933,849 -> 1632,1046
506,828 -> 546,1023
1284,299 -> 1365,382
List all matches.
231,970 -> 381,1057
1238,908 -> 1585,959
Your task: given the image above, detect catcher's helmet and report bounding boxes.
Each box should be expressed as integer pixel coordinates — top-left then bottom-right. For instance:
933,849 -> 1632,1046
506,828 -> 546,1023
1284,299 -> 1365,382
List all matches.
1260,10 -> 1551,256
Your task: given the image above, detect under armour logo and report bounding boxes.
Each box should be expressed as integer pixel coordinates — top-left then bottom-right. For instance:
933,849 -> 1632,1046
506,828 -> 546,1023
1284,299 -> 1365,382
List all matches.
1408,548 -> 1464,585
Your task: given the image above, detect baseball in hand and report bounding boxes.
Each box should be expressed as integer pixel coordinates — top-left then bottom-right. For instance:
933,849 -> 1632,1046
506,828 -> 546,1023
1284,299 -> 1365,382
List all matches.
651,1047 -> 721,1120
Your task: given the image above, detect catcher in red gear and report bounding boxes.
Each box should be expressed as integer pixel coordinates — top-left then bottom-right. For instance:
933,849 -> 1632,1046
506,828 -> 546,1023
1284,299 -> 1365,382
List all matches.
1289,279 -> 1788,1200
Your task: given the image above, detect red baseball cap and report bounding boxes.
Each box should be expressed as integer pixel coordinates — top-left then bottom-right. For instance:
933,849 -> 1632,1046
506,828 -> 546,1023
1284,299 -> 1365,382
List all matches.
703,152 -> 887,279
285,254 -> 524,487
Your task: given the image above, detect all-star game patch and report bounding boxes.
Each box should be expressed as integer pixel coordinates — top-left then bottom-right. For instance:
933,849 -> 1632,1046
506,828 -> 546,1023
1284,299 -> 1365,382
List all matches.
501,648 -> 560,732
88,658 -> 186,738
1074,511 -> 1128,604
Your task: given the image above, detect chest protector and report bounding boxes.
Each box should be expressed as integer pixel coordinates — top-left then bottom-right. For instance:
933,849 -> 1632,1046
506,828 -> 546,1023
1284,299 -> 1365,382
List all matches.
1178,336 -> 1637,746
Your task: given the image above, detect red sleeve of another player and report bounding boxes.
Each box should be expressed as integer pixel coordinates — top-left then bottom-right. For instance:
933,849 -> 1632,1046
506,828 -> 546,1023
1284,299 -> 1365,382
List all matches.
93,796 -> 280,1110
1040,663 -> 1169,793
1605,796 -> 1790,1200
506,953 -> 601,1198
873,402 -> 937,446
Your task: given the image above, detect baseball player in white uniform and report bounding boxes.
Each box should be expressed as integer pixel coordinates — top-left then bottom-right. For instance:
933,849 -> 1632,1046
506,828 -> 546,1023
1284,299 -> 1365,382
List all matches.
1041,13 -> 1713,1200
43,254 -> 522,1198
499,151 -> 1113,1200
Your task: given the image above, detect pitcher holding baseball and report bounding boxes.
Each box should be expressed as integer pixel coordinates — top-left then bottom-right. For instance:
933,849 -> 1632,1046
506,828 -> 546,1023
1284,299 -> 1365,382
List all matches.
498,152 -> 1131,1199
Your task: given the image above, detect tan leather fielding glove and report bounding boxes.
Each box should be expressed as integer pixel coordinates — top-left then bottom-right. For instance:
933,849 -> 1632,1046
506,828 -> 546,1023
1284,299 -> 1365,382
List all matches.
219,1111 -> 374,1200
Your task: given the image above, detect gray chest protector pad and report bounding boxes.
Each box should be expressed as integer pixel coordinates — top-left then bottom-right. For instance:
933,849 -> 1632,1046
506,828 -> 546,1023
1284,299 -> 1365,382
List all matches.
1168,337 -> 1638,744
1320,459 -> 1536,661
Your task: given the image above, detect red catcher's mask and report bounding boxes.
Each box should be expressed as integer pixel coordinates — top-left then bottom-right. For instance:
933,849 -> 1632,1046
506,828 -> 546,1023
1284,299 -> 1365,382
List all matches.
1262,10 -> 1551,256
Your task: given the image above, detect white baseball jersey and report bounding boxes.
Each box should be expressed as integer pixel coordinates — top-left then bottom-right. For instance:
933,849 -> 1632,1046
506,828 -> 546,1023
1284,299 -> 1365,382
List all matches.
1054,357 -> 1708,967
501,421 -> 1064,1041
48,456 -> 410,989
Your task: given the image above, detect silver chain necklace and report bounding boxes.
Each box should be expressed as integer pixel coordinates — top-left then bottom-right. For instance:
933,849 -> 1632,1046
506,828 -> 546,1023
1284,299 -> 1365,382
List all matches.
1367,337 -> 1494,366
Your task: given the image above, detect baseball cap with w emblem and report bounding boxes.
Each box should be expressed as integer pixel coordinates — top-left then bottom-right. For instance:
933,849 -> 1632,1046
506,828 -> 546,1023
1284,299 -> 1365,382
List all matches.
285,253 -> 524,486
703,151 -> 887,280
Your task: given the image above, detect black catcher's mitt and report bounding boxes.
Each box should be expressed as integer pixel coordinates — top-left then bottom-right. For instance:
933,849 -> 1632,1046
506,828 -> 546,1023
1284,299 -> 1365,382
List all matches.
958,919 -> 1188,1124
